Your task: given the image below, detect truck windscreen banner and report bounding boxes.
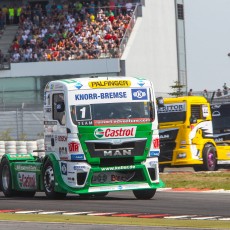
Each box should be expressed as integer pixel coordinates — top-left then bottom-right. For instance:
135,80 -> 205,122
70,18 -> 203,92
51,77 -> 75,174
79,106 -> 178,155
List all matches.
69,88 -> 150,105
158,103 -> 186,123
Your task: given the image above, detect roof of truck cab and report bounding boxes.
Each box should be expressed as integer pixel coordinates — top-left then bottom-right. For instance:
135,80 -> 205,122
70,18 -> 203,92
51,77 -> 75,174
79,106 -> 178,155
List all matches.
163,96 -> 209,104
45,76 -> 153,91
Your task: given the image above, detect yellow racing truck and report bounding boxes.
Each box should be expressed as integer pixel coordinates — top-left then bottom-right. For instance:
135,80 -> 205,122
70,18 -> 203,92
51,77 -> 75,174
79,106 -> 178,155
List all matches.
157,96 -> 230,171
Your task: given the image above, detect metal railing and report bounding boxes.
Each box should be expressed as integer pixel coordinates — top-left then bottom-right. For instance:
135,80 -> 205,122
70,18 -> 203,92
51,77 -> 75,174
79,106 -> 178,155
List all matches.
0,109 -> 43,141
0,53 -> 11,70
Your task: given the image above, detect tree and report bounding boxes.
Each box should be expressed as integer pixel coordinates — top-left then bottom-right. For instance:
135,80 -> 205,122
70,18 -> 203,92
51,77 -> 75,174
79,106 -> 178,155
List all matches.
168,81 -> 185,97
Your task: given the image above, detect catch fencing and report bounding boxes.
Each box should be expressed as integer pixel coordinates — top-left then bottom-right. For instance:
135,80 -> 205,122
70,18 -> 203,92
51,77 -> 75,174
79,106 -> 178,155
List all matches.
0,109 -> 44,141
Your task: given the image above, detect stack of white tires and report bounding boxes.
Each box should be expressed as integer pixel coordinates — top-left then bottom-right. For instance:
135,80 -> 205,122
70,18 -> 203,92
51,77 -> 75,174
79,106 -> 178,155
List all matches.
5,141 -> 17,154
16,141 -> 27,154
0,140 -> 45,160
26,141 -> 38,156
36,139 -> 45,158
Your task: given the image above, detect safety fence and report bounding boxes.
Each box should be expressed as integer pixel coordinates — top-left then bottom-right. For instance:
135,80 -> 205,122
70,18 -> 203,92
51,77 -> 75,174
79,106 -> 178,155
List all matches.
0,110 -> 43,141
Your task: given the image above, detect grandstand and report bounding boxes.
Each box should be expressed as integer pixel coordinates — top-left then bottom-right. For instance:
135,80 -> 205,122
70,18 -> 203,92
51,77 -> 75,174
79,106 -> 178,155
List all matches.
0,0 -> 184,140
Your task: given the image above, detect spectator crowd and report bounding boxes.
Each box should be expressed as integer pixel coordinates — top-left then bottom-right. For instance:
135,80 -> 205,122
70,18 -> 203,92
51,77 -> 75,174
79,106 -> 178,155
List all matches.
0,0 -> 140,63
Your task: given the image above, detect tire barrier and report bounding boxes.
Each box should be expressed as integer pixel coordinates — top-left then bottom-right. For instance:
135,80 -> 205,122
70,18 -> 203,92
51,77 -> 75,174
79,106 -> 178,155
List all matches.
0,140 -> 45,160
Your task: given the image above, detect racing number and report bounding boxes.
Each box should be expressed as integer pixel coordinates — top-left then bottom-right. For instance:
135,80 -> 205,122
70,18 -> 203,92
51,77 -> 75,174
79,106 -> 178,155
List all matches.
76,105 -> 92,120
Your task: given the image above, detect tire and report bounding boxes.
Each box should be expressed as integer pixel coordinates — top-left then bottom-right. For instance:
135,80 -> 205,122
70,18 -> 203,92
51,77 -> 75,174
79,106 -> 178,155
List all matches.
133,189 -> 156,200
159,165 -> 164,173
203,146 -> 217,171
0,158 -> 15,197
193,165 -> 203,172
43,159 -> 67,199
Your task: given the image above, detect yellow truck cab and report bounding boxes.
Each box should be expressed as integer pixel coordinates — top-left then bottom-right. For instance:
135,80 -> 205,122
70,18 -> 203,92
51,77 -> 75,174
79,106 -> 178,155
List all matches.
158,96 -> 230,171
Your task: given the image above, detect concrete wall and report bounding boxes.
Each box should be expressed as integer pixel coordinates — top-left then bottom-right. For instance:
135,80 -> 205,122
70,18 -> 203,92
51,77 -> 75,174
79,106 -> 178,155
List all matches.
121,0 -> 179,94
0,59 -> 120,78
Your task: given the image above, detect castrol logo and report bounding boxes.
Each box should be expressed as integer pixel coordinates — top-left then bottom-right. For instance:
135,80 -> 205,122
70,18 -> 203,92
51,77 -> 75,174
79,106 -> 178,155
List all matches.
94,127 -> 136,139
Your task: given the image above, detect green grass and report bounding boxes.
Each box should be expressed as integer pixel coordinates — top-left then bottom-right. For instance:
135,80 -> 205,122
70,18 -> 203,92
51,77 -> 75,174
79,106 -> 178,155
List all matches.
0,213 -> 229,229
160,171 -> 230,190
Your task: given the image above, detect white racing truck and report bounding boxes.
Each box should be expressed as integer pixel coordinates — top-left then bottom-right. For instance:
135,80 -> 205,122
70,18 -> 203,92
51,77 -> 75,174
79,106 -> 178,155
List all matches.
0,76 -> 164,199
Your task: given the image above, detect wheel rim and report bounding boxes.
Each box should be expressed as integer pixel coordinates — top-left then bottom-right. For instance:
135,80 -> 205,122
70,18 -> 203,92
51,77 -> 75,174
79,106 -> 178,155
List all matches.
44,166 -> 54,192
207,151 -> 215,168
2,164 -> 10,191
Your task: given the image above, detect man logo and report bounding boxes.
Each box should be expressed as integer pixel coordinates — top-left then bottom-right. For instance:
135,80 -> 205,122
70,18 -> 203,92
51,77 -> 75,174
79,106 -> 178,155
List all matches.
104,149 -> 132,157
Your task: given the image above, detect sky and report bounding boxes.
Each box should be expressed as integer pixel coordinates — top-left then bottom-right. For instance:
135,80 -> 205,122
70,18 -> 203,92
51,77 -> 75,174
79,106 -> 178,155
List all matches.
184,0 -> 230,92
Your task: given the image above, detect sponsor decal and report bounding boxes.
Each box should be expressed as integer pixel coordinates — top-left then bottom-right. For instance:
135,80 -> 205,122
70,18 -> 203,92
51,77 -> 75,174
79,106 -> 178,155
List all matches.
137,80 -> 145,87
44,121 -> 57,125
60,156 -> 68,160
158,103 -> 186,113
75,81 -> 83,89
103,149 -> 132,157
75,92 -> 127,100
92,173 -> 107,183
214,138 -> 223,142
101,165 -> 135,171
17,172 -> 36,189
94,127 -> 136,139
92,171 -> 135,184
77,120 -> 93,126
88,80 -> 131,88
73,165 -> 86,170
68,142 -> 80,152
61,79 -> 78,84
15,164 -> 38,171
149,150 -> 160,157
153,138 -> 160,148
9,154 -> 32,159
212,111 -> 220,116
71,154 -> 84,160
59,147 -> 67,155
93,118 -> 151,126
58,136 -> 67,141
131,88 -> 148,100
159,134 -> 170,139
61,162 -> 67,175
202,105 -> 209,117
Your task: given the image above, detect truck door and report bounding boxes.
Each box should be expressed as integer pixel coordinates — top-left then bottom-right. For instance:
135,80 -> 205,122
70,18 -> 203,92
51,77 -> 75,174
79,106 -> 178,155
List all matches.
51,92 -> 68,160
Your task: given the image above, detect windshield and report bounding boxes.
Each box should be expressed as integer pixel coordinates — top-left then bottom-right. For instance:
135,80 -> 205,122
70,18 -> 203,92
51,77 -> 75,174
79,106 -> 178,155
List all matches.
70,102 -> 154,126
158,102 -> 186,123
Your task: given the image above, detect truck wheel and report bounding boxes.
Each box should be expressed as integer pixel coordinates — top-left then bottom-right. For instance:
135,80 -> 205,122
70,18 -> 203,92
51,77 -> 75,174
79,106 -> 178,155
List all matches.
0,158 -> 15,197
43,160 -> 67,199
133,189 -> 156,199
203,146 -> 217,171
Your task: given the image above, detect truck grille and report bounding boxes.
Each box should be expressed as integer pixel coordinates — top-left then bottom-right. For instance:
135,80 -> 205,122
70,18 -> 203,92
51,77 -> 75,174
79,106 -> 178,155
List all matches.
159,141 -> 176,162
85,138 -> 147,159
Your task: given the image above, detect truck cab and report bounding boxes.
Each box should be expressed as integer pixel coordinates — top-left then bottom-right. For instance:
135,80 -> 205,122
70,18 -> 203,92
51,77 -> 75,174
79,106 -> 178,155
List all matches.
158,96 -> 216,171
0,76 -> 164,199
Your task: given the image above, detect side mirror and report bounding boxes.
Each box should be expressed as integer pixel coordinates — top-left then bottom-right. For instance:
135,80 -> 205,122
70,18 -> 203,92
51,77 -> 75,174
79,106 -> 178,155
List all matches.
156,97 -> 164,107
56,101 -> 65,112
190,115 -> 197,124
